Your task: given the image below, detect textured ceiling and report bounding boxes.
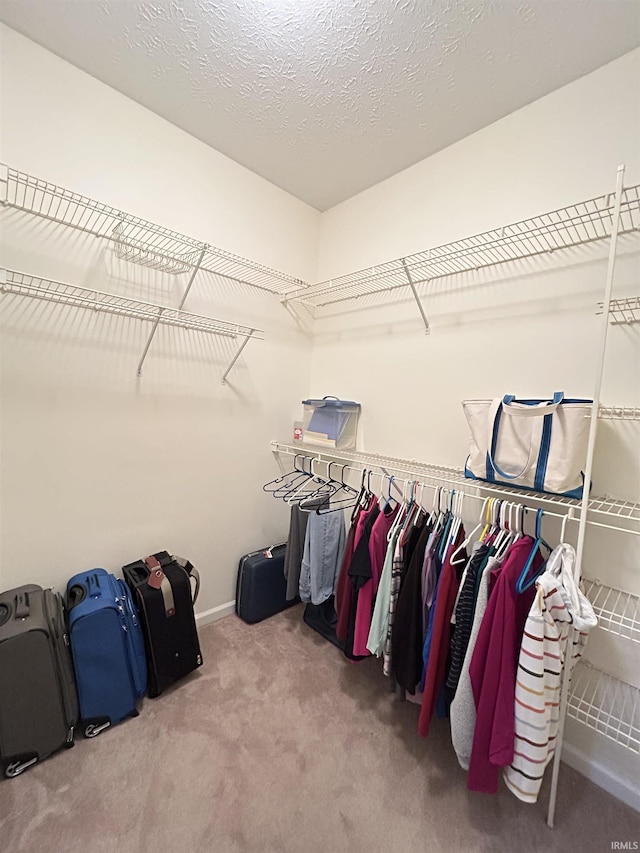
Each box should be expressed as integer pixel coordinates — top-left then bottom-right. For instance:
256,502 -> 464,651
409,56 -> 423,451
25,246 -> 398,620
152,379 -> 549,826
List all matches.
1,1 -> 639,210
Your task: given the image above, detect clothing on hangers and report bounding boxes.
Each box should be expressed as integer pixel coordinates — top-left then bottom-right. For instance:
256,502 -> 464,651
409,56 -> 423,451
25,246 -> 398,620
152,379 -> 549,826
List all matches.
445,542 -> 490,701
467,535 -> 545,794
299,501 -> 346,606
352,501 -> 401,657
335,505 -> 363,642
366,524 -> 402,657
382,511 -> 426,678
392,516 -> 434,694
449,552 -> 503,770
284,504 -> 309,602
504,543 -> 597,803
418,525 -> 467,736
341,498 -> 381,660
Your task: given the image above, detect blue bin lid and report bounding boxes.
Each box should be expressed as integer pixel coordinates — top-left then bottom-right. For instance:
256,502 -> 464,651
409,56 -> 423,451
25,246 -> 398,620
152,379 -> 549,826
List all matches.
302,397 -> 360,410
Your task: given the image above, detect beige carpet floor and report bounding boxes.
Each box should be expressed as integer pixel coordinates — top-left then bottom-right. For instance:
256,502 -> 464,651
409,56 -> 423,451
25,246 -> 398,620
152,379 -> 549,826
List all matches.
0,605 -> 638,853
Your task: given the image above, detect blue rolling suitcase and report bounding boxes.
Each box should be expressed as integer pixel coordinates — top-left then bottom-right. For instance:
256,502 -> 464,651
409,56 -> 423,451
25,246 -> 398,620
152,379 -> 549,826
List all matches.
66,569 -> 147,738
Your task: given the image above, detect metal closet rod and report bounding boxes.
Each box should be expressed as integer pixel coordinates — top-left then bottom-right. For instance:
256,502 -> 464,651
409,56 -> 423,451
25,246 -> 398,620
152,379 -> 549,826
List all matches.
274,447 -> 574,525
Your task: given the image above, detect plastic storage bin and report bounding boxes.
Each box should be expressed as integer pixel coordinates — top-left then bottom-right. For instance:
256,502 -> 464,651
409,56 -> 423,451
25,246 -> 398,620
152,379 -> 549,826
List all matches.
302,397 -> 361,450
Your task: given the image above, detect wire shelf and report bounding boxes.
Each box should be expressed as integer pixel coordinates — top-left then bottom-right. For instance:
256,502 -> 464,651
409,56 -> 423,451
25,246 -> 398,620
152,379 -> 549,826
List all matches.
1,269 -> 264,340
270,442 -> 640,532
0,165 -> 307,295
567,662 -> 640,754
598,406 -> 640,420
287,184 -> 640,307
582,579 -> 640,643
598,297 -> 640,325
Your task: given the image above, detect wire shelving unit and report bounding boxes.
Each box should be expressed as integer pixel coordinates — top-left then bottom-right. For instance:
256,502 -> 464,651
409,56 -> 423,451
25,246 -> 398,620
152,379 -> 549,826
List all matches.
597,297 -> 640,325
270,441 -> 640,533
582,579 -> 640,644
286,183 -> 640,333
598,406 -> 640,420
0,164 -> 308,296
1,269 -> 263,382
567,662 -> 640,754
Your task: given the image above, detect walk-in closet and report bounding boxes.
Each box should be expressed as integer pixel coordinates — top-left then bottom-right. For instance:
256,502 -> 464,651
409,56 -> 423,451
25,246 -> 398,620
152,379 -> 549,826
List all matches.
0,3 -> 639,852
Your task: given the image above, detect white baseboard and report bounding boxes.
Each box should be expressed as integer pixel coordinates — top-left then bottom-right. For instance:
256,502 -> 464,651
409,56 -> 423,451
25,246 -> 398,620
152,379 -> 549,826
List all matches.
195,600 -> 235,626
561,743 -> 640,813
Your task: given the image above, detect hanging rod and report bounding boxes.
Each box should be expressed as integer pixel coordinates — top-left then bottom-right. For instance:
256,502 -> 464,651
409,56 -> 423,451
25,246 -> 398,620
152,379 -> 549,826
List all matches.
598,406 -> 640,420
270,442 -> 640,534
1,269 -> 264,383
285,184 -> 640,308
0,164 -> 308,296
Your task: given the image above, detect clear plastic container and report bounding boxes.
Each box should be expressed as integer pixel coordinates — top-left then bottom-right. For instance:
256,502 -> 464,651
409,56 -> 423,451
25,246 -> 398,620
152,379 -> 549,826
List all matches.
301,397 -> 361,450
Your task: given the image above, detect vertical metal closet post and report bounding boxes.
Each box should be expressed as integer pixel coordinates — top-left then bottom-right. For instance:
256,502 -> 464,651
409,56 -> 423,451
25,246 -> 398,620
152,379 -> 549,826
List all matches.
136,243 -> 207,376
546,165 -> 626,828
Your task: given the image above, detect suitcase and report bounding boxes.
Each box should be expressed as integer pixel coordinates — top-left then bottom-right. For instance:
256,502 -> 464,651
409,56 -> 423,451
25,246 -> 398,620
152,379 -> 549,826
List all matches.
122,552 -> 202,698
236,544 -> 298,624
66,569 -> 147,737
0,584 -> 78,778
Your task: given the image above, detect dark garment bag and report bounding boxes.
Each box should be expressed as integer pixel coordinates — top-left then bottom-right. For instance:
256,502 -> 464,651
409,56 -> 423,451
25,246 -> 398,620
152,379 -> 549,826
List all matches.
123,552 -> 203,698
0,585 -> 78,778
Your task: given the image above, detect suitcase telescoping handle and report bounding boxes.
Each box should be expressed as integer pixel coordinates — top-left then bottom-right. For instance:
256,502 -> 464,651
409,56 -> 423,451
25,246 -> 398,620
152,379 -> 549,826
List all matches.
173,557 -> 200,605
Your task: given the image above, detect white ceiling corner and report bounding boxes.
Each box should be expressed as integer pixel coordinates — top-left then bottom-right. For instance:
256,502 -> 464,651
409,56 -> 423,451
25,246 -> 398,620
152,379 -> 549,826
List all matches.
1,0 -> 639,210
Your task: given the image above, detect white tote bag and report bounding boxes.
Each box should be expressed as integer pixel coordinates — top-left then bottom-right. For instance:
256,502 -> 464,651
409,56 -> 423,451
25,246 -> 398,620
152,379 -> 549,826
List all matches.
463,392 -> 593,498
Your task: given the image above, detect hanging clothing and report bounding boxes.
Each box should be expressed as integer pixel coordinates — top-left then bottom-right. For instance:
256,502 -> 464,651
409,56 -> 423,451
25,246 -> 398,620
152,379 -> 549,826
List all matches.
467,536 -> 544,794
417,526 -> 466,736
392,517 -> 434,694
366,525 -> 401,657
445,542 -> 490,701
342,499 -> 381,660
449,553 -> 502,770
504,544 -> 597,803
420,522 -> 446,642
299,506 -> 346,606
335,506 -> 362,642
352,502 -> 401,657
284,504 -> 309,601
382,513 -> 426,677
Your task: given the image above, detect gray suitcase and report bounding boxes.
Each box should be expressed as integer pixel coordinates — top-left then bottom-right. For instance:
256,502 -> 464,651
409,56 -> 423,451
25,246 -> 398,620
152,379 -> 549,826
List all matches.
0,584 -> 78,778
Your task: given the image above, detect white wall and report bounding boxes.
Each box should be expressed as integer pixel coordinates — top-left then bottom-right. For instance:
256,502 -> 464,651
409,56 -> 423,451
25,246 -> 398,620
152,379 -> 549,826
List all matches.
0,24 -> 319,616
312,49 -> 640,808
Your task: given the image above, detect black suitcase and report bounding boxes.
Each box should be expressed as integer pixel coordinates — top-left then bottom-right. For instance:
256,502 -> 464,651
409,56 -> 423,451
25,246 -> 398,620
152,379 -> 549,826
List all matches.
122,552 -> 202,698
0,584 -> 78,778
236,544 -> 298,624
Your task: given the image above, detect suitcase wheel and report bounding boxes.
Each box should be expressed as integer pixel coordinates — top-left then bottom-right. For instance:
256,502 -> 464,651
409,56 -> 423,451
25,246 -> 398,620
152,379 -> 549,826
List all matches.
5,756 -> 38,778
130,709 -> 140,718
83,719 -> 111,738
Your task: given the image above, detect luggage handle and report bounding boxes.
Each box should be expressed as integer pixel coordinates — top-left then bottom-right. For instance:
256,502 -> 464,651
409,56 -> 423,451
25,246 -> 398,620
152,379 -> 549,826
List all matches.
172,556 -> 200,605
145,555 -> 176,618
14,593 -> 29,620
67,584 -> 87,611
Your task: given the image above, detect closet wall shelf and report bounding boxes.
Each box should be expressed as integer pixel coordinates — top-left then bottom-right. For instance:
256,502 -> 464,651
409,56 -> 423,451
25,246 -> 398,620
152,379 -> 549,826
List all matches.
285,184 -> 640,309
567,662 -> 640,754
598,406 -> 640,420
597,297 -> 640,325
1,269 -> 264,380
271,441 -> 640,531
582,579 -> 640,644
0,164 -> 307,296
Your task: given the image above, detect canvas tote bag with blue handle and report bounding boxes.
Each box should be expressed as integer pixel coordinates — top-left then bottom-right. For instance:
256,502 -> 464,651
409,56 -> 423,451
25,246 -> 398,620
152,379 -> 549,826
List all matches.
463,392 -> 593,498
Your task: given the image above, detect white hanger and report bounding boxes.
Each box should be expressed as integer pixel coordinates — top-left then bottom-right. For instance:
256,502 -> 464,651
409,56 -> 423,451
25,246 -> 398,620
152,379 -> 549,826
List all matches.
450,494 -> 489,565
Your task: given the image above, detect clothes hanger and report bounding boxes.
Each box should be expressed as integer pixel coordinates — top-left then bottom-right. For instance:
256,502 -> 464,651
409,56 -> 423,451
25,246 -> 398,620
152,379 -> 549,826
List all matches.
286,456 -> 331,505
315,463 -> 359,514
263,454 -> 307,497
451,493 -> 488,565
516,508 -> 552,593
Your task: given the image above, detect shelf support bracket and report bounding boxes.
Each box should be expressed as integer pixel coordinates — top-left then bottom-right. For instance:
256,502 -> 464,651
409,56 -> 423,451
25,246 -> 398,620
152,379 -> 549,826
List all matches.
136,243 -> 207,377
402,258 -> 430,334
221,330 -> 255,385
